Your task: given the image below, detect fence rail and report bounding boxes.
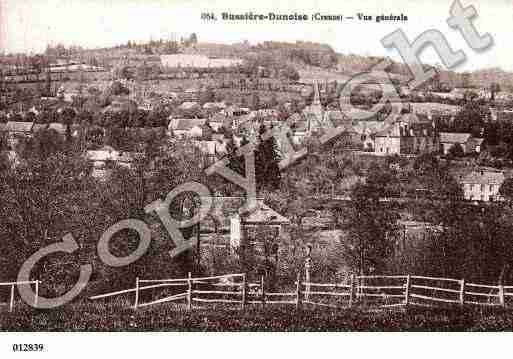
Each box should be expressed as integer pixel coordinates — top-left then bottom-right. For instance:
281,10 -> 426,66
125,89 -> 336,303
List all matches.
89,273 -> 513,311
0,280 -> 39,312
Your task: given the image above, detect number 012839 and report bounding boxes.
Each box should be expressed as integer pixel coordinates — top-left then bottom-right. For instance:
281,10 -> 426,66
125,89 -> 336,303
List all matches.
12,344 -> 44,352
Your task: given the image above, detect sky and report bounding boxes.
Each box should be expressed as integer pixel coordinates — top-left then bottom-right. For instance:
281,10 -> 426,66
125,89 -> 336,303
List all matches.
0,0 -> 511,72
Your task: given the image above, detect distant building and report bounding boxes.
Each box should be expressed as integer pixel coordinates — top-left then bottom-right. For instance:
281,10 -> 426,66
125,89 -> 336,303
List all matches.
85,146 -> 141,178
4,121 -> 34,147
199,196 -> 290,251
193,140 -> 228,163
374,115 -> 438,156
160,54 -> 242,68
439,132 -> 483,155
169,119 -> 207,138
302,81 -> 325,134
459,169 -> 505,202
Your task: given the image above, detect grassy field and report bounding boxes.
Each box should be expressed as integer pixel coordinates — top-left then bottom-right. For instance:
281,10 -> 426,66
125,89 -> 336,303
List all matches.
1,300 -> 513,331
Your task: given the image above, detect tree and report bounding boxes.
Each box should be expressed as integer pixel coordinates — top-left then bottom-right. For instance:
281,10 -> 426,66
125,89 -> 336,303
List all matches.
256,125 -> 281,190
268,94 -> 278,108
421,203 -> 513,283
337,178 -> 399,275
500,178 -> 513,201
491,82 -> 501,101
250,92 -> 260,111
280,65 -> 300,81
199,87 -> 215,105
0,152 -> 93,289
20,128 -> 66,160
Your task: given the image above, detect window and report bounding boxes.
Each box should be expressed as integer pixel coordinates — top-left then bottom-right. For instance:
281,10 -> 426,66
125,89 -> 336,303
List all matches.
481,184 -> 485,192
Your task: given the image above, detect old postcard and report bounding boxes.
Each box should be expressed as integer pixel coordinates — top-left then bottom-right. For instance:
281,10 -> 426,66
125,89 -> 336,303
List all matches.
0,0 -> 512,356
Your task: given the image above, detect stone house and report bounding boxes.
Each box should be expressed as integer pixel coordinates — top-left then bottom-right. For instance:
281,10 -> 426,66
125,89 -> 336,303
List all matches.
459,169 -> 505,202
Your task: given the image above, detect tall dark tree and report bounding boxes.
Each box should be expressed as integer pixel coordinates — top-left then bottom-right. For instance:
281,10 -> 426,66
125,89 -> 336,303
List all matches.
336,167 -> 399,275
256,125 -> 281,190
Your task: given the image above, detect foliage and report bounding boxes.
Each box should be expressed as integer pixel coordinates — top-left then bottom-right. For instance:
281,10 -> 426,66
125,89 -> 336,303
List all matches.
336,169 -> 399,275
499,178 -> 513,200
255,125 -> 281,190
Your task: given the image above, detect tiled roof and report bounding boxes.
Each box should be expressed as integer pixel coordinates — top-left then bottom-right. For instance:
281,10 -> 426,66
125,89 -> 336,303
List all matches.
179,101 -> 200,110
31,124 -> 48,132
48,123 -> 67,135
460,170 -> 505,185
375,123 -> 401,137
175,119 -> 206,131
440,132 -> 471,144
200,197 -> 290,230
5,121 -> 34,133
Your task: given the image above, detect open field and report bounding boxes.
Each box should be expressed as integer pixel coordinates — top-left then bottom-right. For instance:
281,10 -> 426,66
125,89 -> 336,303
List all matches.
1,301 -> 513,331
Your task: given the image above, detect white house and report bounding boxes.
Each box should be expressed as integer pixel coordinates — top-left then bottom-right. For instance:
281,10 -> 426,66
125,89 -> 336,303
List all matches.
459,169 -> 505,202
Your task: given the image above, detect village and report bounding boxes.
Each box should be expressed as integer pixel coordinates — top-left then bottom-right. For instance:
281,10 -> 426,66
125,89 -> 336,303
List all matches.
3,34 -> 513,328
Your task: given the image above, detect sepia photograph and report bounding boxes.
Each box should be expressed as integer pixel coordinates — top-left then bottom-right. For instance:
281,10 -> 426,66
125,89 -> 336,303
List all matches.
0,0 -> 513,355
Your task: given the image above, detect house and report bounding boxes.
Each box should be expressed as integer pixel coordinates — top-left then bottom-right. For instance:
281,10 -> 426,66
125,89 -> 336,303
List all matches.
193,140 -> 228,160
375,115 -> 438,156
86,146 -> 141,178
178,101 -> 200,112
169,119 -> 207,138
31,123 -> 48,133
5,121 -> 34,136
199,196 -> 290,250
223,105 -> 249,117
47,123 -> 67,136
203,102 -> 226,110
160,54 -> 242,68
439,132 -> 483,155
374,124 -> 401,155
5,121 -> 34,147
459,169 -> 505,202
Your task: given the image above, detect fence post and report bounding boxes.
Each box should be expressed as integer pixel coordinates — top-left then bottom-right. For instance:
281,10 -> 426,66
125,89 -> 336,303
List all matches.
349,274 -> 355,308
404,275 -> 411,306
305,244 -> 312,302
9,284 -> 15,313
498,285 -> 505,308
260,276 -> 265,308
241,273 -> 247,310
134,277 -> 139,309
34,280 -> 39,308
459,279 -> 465,306
187,272 -> 192,311
296,272 -> 302,310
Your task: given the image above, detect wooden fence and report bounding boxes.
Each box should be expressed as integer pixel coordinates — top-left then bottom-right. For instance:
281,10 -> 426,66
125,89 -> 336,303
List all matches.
90,273 -> 513,311
0,280 -> 39,312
